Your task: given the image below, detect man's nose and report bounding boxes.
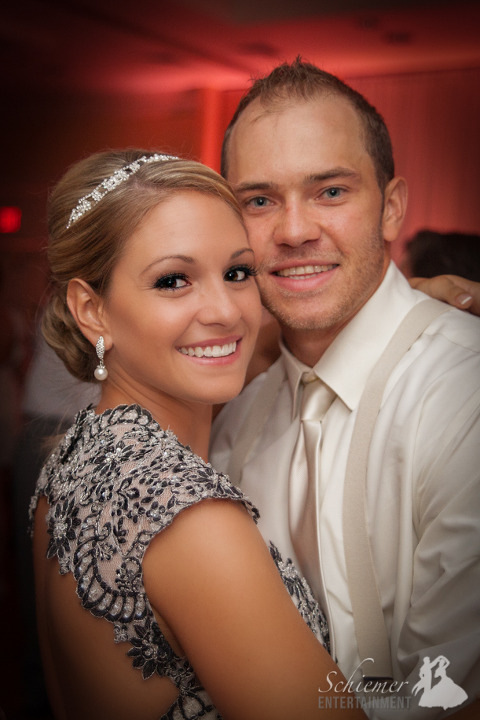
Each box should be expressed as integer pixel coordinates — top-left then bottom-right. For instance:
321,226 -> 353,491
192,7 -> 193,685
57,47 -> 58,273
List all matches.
273,202 -> 321,247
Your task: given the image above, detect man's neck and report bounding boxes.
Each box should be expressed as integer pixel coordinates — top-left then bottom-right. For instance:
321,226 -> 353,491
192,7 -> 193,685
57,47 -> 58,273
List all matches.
281,321 -> 349,367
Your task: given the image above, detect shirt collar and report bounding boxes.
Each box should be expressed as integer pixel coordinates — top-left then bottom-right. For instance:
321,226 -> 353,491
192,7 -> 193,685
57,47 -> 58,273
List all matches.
281,262 -> 420,415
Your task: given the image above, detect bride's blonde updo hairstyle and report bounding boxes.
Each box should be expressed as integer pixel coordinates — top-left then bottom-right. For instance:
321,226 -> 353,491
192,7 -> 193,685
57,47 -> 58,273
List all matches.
43,148 -> 243,382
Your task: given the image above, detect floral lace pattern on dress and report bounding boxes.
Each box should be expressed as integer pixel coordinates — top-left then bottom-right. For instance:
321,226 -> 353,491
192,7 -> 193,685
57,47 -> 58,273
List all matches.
30,404 -> 329,720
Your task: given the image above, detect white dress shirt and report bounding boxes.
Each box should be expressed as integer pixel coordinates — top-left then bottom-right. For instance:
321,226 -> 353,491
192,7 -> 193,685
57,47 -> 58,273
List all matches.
210,262 -> 480,716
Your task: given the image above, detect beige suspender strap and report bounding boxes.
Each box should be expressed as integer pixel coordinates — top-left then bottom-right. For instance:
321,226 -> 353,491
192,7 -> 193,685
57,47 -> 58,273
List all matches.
343,299 -> 448,681
226,358 -> 286,486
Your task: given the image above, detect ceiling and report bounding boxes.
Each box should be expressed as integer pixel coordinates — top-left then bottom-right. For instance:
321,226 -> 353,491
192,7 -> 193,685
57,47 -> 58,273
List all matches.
3,0 -> 480,98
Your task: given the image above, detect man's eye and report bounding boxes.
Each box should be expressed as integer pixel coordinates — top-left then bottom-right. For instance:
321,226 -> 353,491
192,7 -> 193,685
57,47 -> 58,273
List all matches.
154,274 -> 188,290
324,187 -> 343,199
224,265 -> 258,282
247,196 -> 269,208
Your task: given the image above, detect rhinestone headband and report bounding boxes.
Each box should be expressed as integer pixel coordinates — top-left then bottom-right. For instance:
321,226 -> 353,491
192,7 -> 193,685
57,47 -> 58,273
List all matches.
66,153 -> 179,228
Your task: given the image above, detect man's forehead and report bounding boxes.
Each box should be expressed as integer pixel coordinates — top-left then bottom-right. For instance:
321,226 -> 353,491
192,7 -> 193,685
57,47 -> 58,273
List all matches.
238,95 -> 297,124
229,94 -> 364,159
228,94 -> 367,177
238,92 -> 355,123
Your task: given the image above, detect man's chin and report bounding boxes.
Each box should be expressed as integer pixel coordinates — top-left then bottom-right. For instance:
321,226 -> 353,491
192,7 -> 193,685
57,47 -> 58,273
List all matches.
261,292 -> 353,334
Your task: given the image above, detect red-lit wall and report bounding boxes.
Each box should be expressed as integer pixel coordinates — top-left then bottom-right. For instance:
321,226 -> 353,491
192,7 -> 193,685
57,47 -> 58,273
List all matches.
1,66 -> 479,371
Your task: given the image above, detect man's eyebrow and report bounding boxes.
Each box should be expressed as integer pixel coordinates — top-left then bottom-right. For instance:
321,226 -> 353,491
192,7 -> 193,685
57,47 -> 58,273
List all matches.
232,181 -> 279,194
232,169 -> 360,194
304,168 -> 360,184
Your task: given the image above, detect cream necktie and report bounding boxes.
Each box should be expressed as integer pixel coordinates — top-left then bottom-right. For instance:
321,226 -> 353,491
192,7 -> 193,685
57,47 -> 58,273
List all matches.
289,371 -> 335,594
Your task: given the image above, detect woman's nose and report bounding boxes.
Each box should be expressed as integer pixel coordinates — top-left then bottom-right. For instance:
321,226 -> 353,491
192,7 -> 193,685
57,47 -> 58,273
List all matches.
196,282 -> 242,327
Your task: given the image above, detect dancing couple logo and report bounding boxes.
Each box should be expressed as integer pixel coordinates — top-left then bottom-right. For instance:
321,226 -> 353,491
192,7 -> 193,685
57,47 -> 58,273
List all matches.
318,654 -> 468,712
412,655 -> 468,711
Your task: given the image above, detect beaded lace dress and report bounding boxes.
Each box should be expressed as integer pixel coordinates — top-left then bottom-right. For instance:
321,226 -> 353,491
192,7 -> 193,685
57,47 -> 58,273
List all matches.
30,404 -> 329,720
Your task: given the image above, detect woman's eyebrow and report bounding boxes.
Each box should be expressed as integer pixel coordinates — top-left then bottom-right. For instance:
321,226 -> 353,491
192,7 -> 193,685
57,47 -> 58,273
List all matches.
231,248 -> 255,259
140,254 -> 194,276
141,248 -> 254,276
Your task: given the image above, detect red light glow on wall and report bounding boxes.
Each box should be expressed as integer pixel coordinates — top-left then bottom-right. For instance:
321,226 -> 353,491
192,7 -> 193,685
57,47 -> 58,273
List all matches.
0,206 -> 22,233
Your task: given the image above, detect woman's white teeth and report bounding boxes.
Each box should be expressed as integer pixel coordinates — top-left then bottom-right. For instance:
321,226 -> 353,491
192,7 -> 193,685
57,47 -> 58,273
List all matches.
277,264 -> 335,277
179,341 -> 237,358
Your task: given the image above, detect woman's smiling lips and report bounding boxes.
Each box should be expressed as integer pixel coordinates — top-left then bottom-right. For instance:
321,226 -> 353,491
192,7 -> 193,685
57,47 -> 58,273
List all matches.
177,338 -> 240,359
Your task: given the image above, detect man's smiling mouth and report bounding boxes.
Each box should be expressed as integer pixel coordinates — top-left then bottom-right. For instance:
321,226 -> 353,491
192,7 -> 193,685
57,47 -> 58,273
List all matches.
275,264 -> 338,277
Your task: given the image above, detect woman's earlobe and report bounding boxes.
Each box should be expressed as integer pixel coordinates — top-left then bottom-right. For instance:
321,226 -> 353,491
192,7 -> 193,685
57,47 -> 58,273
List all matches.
67,278 -> 110,347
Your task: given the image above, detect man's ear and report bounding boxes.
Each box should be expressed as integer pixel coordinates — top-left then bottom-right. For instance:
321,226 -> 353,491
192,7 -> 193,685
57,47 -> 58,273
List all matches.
67,279 -> 112,349
382,176 -> 408,244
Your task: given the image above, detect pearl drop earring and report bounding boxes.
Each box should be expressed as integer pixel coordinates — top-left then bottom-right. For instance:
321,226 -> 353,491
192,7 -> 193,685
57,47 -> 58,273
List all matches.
94,336 -> 108,381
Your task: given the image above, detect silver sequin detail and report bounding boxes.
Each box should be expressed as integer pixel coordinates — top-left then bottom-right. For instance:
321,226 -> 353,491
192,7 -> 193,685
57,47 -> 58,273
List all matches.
67,153 -> 178,228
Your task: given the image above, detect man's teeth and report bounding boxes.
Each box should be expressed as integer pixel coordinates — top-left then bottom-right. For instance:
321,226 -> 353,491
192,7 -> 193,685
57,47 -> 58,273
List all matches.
276,264 -> 336,277
178,341 -> 237,358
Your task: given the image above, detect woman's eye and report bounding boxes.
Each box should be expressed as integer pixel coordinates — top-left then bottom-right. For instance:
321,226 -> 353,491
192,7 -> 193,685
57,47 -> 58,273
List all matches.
224,265 -> 257,282
154,274 -> 189,290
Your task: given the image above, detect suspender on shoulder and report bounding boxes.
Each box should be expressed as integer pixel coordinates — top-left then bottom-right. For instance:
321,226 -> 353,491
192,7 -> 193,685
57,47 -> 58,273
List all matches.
343,298 -> 448,681
227,299 -> 449,680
